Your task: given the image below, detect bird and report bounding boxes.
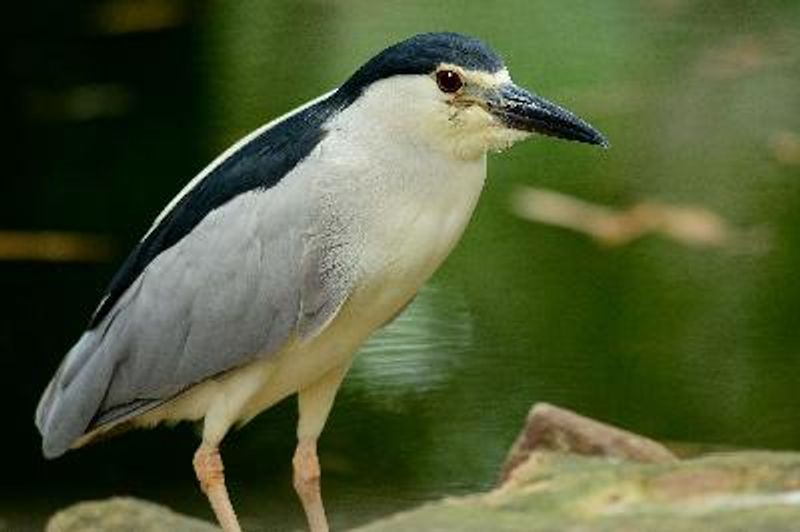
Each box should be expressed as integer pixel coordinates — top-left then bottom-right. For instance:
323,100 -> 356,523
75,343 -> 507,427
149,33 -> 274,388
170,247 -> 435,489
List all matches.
35,32 -> 607,532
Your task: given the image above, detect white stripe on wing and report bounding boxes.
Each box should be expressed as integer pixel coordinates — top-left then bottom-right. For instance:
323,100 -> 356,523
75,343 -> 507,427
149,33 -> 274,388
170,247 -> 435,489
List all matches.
142,88 -> 338,240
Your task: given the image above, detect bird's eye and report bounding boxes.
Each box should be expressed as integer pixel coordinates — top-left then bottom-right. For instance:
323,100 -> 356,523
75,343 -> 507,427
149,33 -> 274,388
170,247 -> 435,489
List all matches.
436,70 -> 463,93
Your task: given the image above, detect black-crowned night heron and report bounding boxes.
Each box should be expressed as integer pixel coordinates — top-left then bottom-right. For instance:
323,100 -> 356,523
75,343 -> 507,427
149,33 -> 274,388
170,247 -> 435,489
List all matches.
36,32 -> 606,532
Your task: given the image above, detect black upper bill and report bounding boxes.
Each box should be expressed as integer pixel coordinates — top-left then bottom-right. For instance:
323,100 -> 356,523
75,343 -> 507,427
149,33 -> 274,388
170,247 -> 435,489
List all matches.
489,83 -> 608,148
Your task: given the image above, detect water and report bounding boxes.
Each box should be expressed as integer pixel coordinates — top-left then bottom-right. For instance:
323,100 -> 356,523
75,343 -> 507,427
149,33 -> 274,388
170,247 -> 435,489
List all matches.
2,1 -> 800,530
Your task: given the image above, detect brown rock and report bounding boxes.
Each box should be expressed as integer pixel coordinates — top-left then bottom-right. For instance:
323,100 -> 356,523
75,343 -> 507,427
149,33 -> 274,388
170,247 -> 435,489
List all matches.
498,402 -> 677,485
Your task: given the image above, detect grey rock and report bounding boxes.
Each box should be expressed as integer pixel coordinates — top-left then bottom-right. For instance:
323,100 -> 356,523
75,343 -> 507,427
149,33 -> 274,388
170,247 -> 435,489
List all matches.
46,497 -> 219,532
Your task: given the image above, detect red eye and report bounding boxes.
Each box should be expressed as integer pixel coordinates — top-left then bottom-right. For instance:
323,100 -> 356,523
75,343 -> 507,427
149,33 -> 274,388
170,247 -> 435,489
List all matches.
436,70 -> 463,93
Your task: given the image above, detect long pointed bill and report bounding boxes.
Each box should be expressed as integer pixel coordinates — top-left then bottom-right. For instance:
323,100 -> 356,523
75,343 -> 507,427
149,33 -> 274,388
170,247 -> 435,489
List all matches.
488,83 -> 608,148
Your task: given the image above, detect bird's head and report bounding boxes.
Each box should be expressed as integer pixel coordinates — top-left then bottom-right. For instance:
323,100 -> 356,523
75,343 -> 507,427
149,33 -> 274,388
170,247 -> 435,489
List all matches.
332,32 -> 607,160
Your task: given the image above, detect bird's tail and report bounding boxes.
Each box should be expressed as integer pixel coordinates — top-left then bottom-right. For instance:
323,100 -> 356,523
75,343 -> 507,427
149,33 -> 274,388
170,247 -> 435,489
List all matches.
35,331 -> 116,459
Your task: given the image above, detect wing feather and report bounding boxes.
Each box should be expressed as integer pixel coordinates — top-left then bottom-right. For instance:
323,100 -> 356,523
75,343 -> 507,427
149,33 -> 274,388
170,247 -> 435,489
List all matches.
35,93 -> 356,457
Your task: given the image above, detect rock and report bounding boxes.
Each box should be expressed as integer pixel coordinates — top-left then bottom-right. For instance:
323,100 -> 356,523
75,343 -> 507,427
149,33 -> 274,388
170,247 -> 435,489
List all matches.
498,402 -> 677,484
353,451 -> 800,532
45,405 -> 800,532
353,404 -> 800,532
46,497 -> 219,532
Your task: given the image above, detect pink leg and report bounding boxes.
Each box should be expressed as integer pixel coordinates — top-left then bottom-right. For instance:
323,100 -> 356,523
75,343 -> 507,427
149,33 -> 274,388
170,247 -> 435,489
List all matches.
293,438 -> 329,532
193,443 -> 242,532
293,363 -> 350,532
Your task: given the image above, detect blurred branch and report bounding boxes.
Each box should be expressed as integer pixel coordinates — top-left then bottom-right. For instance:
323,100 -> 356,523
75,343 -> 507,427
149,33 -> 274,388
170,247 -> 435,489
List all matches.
93,0 -> 188,35
693,33 -> 796,80
26,84 -> 133,122
512,186 -> 769,253
0,231 -> 115,263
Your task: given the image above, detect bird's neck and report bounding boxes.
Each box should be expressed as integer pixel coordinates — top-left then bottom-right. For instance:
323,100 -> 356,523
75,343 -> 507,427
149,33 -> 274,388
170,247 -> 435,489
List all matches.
314,123 -> 487,325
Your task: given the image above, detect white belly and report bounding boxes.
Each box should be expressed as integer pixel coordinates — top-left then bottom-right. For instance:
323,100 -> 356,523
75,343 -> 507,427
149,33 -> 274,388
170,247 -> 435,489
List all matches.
135,154 -> 487,443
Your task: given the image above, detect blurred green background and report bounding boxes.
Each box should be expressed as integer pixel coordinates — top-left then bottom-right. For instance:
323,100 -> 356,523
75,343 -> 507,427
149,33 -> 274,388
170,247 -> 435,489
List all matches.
2,1 -> 800,530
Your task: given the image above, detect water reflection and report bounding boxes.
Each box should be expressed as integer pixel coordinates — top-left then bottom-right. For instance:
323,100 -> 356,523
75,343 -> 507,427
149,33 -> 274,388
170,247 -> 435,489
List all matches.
350,285 -> 474,402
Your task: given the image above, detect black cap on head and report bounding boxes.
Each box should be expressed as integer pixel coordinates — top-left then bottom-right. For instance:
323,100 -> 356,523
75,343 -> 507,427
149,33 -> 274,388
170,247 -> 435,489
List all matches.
335,32 -> 504,107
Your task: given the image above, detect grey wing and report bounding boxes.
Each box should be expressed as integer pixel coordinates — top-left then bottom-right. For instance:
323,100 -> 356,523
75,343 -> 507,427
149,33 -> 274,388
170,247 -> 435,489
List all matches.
36,185 -> 353,458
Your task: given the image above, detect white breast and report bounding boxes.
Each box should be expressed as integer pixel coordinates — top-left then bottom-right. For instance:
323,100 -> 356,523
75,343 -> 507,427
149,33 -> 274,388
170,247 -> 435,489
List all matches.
349,154 -> 486,323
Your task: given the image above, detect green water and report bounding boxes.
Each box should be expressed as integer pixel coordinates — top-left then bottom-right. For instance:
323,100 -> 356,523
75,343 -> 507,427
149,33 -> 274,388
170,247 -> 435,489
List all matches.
2,1 -> 800,530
